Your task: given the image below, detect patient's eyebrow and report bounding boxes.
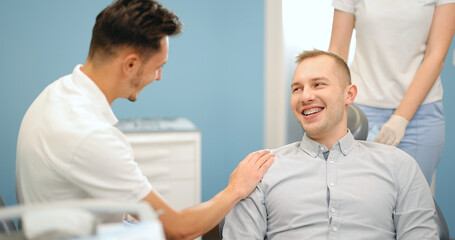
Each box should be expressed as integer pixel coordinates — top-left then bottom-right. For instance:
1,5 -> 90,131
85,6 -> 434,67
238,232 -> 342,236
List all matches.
291,77 -> 329,88
310,77 -> 329,82
291,82 -> 300,88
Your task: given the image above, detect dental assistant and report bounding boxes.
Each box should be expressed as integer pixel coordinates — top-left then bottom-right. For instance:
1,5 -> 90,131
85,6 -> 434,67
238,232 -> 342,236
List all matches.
329,0 -> 455,184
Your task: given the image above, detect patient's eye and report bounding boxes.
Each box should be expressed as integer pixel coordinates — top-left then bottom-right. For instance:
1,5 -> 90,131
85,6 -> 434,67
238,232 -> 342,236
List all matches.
314,82 -> 325,88
292,87 -> 302,93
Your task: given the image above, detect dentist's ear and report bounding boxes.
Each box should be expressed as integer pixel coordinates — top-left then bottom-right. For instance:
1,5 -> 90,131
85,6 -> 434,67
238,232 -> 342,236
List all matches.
122,53 -> 140,78
345,84 -> 357,105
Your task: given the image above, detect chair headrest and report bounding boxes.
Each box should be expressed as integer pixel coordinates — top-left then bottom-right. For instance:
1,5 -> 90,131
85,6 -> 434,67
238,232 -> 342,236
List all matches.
347,104 -> 368,141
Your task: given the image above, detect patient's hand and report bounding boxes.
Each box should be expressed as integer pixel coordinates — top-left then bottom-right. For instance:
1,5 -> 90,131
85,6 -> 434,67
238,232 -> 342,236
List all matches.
226,150 -> 274,200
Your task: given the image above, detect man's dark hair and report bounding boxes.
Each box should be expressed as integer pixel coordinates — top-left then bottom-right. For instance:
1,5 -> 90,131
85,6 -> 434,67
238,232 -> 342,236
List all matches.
88,0 -> 182,62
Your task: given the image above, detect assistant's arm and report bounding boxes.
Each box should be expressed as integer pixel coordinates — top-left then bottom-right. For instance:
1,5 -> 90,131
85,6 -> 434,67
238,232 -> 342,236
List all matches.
143,150 -> 274,240
329,9 -> 355,62
393,149 -> 438,239
376,4 -> 455,146
394,3 -> 455,122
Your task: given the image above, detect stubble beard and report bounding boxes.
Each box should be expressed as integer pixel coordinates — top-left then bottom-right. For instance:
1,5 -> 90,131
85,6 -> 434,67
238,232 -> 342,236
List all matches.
128,73 -> 141,102
301,105 -> 344,141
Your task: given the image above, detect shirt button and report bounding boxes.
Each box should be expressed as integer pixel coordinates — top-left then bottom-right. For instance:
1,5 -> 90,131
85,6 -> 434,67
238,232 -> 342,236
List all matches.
331,208 -> 336,213
330,182 -> 335,186
332,226 -> 338,231
329,160 -> 334,164
342,149 -> 347,154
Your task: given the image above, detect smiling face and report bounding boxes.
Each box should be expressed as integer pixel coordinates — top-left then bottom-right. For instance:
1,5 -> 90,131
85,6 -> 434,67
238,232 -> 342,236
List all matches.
127,37 -> 169,102
290,54 -> 356,148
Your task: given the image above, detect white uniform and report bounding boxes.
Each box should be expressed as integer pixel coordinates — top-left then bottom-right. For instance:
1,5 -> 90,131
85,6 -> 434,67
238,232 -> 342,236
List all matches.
333,0 -> 453,108
16,65 -> 152,204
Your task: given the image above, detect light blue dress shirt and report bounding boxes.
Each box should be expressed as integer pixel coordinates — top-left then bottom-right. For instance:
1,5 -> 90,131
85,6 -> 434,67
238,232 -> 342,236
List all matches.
222,132 -> 437,239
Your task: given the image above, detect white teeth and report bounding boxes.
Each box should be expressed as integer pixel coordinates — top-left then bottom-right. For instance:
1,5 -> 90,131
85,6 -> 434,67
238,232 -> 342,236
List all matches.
303,108 -> 323,116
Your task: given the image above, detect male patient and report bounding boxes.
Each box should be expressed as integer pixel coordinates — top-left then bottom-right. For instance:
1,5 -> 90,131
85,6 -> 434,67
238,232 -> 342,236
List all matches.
221,49 -> 438,239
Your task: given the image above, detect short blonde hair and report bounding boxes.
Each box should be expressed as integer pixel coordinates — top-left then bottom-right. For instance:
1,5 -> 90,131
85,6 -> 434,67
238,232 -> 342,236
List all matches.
296,49 -> 351,85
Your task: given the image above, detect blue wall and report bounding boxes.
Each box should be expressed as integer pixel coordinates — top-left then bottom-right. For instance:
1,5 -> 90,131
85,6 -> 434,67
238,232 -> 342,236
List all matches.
0,1 -> 112,204
0,0 -> 264,205
437,38 -> 455,234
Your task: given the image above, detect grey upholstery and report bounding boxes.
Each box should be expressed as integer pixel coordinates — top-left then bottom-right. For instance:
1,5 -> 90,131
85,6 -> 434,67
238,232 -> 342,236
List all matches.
347,104 -> 368,141
0,194 -> 16,234
435,200 -> 451,240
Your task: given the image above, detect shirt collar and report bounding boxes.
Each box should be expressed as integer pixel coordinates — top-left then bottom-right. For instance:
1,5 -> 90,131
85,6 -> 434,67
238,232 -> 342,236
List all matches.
299,130 -> 356,158
71,64 -> 118,125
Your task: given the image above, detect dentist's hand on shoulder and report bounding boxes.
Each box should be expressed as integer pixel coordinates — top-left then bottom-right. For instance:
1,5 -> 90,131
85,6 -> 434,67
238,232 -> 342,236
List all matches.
147,150 -> 274,240
226,150 -> 274,200
375,114 -> 409,146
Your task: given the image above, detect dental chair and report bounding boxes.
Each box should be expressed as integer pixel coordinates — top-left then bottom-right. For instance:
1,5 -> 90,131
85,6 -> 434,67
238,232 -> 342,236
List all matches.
0,200 -> 164,240
0,194 -> 16,234
347,103 -> 369,141
435,200 -> 451,240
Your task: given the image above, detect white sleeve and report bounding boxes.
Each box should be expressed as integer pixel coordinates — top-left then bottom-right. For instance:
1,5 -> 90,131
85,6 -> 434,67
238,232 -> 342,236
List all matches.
332,0 -> 355,13
67,127 -> 152,202
436,0 -> 455,6
221,185 -> 267,240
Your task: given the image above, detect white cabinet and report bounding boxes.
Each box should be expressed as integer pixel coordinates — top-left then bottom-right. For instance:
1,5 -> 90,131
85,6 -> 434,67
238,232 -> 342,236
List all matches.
117,119 -> 201,210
